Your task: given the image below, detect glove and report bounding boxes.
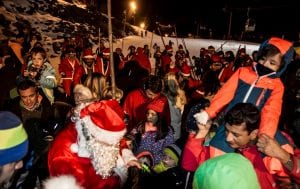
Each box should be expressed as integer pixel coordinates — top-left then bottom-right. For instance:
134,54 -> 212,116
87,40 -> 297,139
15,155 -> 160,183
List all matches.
194,110 -> 209,125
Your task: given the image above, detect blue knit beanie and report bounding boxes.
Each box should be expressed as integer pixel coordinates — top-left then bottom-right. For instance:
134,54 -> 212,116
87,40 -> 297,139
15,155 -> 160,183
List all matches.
0,111 -> 28,165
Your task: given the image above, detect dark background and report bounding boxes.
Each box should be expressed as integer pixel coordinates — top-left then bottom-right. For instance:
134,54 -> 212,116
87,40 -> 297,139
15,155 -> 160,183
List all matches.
108,0 -> 299,41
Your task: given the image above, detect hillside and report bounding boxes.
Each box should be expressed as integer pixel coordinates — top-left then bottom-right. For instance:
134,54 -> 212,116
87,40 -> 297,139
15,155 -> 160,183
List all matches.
0,0 -> 260,75
0,0 -> 136,42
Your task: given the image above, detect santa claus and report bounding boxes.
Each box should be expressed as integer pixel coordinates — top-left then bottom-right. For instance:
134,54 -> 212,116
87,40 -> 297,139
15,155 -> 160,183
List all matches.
48,85 -> 140,189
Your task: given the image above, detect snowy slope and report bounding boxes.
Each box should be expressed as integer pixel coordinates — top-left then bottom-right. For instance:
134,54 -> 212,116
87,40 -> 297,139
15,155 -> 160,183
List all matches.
0,0 -> 260,76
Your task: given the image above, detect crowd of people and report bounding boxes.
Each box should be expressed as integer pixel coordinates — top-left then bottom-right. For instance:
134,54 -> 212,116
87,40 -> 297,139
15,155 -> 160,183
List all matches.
1,28 -> 300,189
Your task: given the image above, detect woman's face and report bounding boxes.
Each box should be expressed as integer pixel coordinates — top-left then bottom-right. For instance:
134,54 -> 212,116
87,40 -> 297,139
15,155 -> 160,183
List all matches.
32,52 -> 44,68
257,53 -> 282,72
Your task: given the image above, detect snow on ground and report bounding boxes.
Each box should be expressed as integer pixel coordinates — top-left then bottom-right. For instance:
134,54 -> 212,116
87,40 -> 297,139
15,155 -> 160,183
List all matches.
49,28 -> 260,79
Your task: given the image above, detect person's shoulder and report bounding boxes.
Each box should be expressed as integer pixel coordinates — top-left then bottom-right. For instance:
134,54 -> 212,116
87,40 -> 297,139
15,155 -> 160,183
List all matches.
126,89 -> 143,97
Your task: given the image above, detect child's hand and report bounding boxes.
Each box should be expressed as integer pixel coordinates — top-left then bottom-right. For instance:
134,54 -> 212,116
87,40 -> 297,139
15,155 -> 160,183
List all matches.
195,120 -> 212,139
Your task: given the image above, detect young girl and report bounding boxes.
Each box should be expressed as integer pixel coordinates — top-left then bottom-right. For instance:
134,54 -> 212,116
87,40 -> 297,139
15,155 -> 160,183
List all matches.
131,99 -> 175,166
23,46 -> 57,103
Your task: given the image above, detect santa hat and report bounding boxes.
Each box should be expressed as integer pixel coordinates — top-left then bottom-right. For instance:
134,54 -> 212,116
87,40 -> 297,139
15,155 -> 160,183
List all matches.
0,111 -> 28,166
83,48 -> 95,59
211,54 -> 221,63
147,99 -> 165,114
165,45 -> 173,53
79,100 -> 126,145
180,63 -> 191,77
102,48 -> 110,56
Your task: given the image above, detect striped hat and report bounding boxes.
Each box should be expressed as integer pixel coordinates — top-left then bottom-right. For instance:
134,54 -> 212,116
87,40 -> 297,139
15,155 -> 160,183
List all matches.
0,111 -> 28,165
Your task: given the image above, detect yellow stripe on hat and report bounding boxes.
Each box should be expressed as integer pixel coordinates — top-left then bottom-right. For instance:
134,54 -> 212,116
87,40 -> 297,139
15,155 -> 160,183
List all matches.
0,124 -> 27,149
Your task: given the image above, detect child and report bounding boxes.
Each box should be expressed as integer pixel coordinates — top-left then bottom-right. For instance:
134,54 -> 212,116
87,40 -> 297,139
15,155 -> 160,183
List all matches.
153,143 -> 182,173
130,99 -> 174,166
23,46 -> 57,103
194,37 -> 294,153
134,144 -> 184,189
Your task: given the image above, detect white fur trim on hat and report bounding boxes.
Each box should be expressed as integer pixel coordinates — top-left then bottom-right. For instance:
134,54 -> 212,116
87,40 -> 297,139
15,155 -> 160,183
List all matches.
181,72 -> 190,77
83,116 -> 126,145
84,55 -> 96,59
43,175 -> 83,189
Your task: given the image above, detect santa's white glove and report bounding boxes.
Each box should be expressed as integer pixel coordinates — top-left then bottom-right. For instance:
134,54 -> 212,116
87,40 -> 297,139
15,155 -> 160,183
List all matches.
194,111 -> 209,125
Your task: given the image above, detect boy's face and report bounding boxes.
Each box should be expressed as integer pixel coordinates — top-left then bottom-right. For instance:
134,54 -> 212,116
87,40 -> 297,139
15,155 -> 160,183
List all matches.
225,123 -> 258,149
257,53 -> 282,72
83,58 -> 95,67
32,52 -> 44,69
162,153 -> 177,168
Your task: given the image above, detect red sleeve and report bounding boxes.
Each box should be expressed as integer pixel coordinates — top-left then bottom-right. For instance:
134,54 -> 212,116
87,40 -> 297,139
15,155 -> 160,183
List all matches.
181,133 -> 208,172
123,91 -> 137,131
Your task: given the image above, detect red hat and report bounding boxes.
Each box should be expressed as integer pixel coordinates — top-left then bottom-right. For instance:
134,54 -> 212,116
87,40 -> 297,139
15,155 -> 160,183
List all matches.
79,100 -> 126,144
211,54 -> 221,63
181,63 -> 191,77
268,37 -> 292,55
165,45 -> 173,53
83,48 -> 95,59
102,48 -> 110,56
147,99 -> 165,114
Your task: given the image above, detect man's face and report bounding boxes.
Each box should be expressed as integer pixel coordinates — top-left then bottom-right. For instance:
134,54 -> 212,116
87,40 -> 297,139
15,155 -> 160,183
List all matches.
225,123 -> 256,149
257,53 -> 282,72
0,161 -> 23,186
146,109 -> 158,124
83,58 -> 95,67
19,87 -> 39,110
67,49 -> 76,58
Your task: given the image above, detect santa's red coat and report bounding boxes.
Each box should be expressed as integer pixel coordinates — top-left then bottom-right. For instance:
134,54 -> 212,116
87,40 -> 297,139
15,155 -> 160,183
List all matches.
48,122 -> 129,189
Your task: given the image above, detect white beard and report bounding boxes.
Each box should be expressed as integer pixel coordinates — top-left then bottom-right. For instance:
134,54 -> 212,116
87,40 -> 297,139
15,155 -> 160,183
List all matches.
86,137 -> 120,178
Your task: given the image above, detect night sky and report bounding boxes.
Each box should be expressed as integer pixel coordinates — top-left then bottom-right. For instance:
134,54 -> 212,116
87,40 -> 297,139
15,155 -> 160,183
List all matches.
111,0 -> 299,41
